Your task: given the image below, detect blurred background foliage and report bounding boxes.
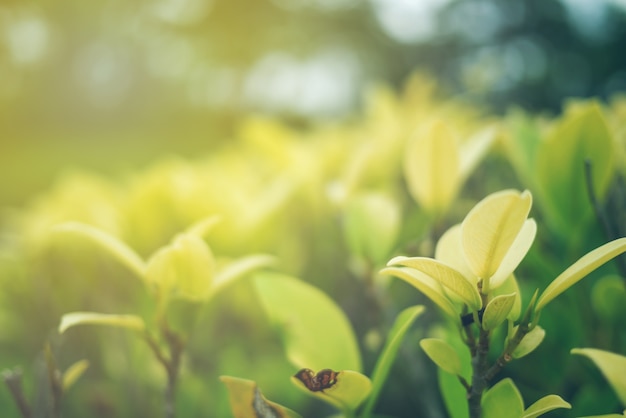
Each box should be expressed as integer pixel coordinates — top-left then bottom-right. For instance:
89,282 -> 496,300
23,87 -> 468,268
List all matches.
2,0 -> 626,205
1,0 -> 626,417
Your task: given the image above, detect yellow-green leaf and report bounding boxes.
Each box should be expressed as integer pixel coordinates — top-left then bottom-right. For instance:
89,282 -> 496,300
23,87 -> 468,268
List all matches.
145,234 -> 215,301
380,266 -> 459,318
254,273 -> 361,372
536,101 -> 614,230
220,376 -> 301,418
522,394 -> 571,418
459,125 -> 497,180
512,326 -> 545,359
536,238 -> 626,312
489,219 -> 536,290
571,348 -> 626,406
388,257 -> 481,311
482,293 -> 516,331
211,254 -> 275,299
462,190 -> 532,281
62,360 -> 89,391
420,338 -> 462,375
404,121 -> 460,213
291,369 -> 371,414
343,193 -> 401,264
185,215 -> 221,238
435,224 -> 477,286
59,312 -> 145,334
492,274 -> 522,321
52,222 -> 146,280
482,378 -> 524,418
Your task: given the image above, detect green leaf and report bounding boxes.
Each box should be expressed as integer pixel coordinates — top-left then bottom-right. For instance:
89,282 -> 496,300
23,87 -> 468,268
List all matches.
577,415 -> 626,418
52,222 -> 146,280
571,348 -> 626,406
512,326 -> 545,359
461,190 -> 532,282
220,376 -> 302,418
482,293 -> 516,331
362,305 -> 425,416
536,101 -> 614,231
343,193 -> 401,264
211,254 -> 275,299
420,338 -> 462,375
387,257 -> 481,311
522,394 -> 571,418
291,369 -> 371,414
62,360 -> 89,391
482,378 -> 524,418
439,367 -> 469,418
380,266 -> 459,319
59,312 -> 145,334
535,238 -> 626,312
254,273 -> 361,371
492,274 -> 522,321
404,120 -> 460,213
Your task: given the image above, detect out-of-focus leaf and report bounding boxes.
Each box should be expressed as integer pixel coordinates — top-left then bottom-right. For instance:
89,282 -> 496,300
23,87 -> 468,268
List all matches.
52,222 -> 146,280
459,125 -> 497,180
387,257 -> 481,311
291,369 -> 371,413
535,238 -> 626,312
59,312 -> 145,334
571,348 -> 626,406
62,360 -> 89,391
380,266 -> 458,318
145,234 -> 215,300
512,326 -> 545,359
254,273 -> 361,371
404,121 -> 460,214
522,394 -> 571,418
420,338 -> 462,375
343,193 -> 401,264
362,305 -> 425,416
482,378 -> 524,418
536,102 -> 614,231
489,219 -> 536,290
482,293 -> 516,331
461,190 -> 532,282
211,254 -> 275,298
220,376 -> 301,418
439,367 -> 469,418
185,215 -> 221,238
591,275 -> 626,321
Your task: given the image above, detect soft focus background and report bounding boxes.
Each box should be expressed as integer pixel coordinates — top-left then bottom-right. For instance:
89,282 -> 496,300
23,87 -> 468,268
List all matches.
1,1 -> 626,418
2,0 -> 626,205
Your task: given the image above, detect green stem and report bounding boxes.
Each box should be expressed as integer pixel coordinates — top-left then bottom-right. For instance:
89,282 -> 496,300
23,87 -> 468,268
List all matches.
2,368 -> 32,418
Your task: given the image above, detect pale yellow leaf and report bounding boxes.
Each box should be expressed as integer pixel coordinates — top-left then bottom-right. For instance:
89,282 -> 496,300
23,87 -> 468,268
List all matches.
59,312 -> 145,334
462,190 -> 532,280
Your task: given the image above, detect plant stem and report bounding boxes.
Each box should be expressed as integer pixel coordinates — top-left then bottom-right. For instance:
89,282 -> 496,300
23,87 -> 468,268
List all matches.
2,368 -> 32,418
467,285 -> 490,418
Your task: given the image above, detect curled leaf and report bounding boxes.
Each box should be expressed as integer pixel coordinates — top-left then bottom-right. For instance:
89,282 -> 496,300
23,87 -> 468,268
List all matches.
571,348 -> 626,407
387,257 -> 481,311
59,312 -> 145,334
52,222 -> 146,280
62,360 -> 89,391
536,238 -> 626,312
512,326 -> 545,359
482,293 -> 516,331
522,394 -> 571,418
380,266 -> 458,318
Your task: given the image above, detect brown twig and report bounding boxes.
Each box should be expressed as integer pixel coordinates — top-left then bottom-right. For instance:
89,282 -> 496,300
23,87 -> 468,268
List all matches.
2,368 -> 32,418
